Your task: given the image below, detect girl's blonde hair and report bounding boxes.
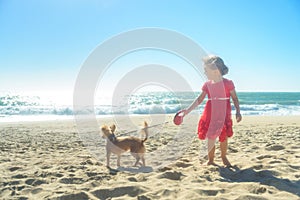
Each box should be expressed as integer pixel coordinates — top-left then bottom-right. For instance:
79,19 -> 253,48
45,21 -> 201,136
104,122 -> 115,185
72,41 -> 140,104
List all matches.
202,55 -> 229,76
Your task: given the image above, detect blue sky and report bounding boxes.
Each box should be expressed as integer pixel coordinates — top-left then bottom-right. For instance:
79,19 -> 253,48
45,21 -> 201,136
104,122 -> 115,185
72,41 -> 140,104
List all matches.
1,0 -> 300,95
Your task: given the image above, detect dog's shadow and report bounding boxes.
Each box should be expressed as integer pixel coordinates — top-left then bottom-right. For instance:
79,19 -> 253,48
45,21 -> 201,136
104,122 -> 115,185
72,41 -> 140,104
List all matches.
219,166 -> 300,197
108,166 -> 153,174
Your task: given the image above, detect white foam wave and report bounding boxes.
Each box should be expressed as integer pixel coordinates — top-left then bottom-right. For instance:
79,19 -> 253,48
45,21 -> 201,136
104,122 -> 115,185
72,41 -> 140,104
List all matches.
1,92 -> 300,122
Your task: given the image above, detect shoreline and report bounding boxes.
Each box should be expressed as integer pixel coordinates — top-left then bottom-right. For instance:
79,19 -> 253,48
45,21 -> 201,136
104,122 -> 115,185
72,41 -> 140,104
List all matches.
1,114 -> 300,125
1,115 -> 299,199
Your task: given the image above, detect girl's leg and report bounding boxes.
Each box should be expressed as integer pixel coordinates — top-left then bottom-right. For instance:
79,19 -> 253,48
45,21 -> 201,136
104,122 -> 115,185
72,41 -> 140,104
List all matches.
207,139 -> 216,165
220,137 -> 232,167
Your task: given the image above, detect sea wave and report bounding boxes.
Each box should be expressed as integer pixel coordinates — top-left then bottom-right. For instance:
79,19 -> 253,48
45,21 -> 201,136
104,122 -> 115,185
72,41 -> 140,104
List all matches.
0,92 -> 300,122
1,103 -> 300,117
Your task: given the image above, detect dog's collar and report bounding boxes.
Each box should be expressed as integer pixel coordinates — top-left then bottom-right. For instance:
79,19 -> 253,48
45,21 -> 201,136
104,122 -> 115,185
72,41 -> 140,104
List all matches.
108,134 -> 117,142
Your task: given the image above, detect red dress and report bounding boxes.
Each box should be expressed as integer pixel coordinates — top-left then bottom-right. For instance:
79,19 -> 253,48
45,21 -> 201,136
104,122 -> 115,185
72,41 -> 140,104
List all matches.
198,78 -> 235,142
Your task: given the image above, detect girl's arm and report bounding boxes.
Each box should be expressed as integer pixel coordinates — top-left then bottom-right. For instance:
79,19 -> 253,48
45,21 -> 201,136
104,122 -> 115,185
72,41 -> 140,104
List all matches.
230,89 -> 242,122
183,91 -> 206,116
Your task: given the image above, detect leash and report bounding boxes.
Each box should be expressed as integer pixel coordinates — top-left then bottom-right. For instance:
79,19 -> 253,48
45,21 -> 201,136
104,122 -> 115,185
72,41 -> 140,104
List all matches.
122,121 -> 170,135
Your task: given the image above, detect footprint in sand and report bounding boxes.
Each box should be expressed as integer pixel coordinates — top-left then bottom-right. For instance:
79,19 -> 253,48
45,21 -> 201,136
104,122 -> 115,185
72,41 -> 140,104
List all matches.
252,164 -> 264,170
12,174 -> 28,179
128,174 -> 146,182
157,166 -> 172,172
174,160 -> 192,168
249,185 -> 267,194
31,188 -> 44,195
54,192 -> 89,200
40,165 -> 52,170
256,155 -> 275,160
193,188 -> 225,196
25,179 -> 46,186
268,160 -> 282,164
137,195 -> 151,200
3,180 -> 20,187
91,186 -> 145,199
86,171 -> 111,181
288,164 -> 300,170
157,170 -> 184,180
228,146 -> 239,153
265,144 -> 285,151
8,166 -> 22,172
59,177 -> 85,184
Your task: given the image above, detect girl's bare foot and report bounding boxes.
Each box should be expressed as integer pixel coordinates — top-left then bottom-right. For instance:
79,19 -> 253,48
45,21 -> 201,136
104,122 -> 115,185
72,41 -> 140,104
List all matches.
207,161 -> 217,166
222,156 -> 232,167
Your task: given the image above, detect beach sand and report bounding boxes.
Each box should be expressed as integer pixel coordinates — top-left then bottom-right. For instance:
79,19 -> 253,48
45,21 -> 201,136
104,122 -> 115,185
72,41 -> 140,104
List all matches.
1,115 -> 300,200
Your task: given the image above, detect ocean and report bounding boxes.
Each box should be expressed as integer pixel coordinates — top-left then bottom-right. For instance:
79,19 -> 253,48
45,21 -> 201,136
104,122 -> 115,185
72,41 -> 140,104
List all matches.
0,92 -> 299,122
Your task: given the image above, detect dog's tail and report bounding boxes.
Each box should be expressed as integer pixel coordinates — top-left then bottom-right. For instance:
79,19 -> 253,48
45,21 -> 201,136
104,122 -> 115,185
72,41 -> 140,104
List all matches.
141,121 -> 149,143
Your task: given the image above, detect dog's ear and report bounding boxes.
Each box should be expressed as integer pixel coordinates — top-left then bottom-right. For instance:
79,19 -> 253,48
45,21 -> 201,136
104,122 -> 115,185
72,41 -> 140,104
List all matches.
101,125 -> 109,132
144,121 -> 148,127
110,124 -> 116,133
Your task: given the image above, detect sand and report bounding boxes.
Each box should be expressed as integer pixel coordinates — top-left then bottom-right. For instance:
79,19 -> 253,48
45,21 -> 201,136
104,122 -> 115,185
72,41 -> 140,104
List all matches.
0,115 -> 300,200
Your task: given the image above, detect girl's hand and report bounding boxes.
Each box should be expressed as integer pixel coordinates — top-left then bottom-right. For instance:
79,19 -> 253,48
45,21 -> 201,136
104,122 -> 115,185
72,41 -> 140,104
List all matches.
236,113 -> 242,123
181,109 -> 188,116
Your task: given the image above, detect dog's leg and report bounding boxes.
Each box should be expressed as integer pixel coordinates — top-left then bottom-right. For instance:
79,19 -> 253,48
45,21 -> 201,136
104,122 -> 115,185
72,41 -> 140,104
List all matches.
133,157 -> 140,167
117,155 -> 121,167
141,155 -> 145,166
132,152 -> 141,167
106,151 -> 111,168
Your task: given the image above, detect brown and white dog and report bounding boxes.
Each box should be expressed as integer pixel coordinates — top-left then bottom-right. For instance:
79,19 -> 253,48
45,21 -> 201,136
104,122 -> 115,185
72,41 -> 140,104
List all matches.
101,121 -> 149,168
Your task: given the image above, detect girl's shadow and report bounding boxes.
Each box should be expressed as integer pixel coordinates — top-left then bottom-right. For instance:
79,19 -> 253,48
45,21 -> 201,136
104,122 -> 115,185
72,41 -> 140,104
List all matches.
219,166 -> 300,197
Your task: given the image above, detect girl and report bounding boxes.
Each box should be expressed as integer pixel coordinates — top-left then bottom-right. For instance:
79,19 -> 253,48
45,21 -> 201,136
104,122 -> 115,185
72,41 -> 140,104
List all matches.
183,55 -> 242,167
